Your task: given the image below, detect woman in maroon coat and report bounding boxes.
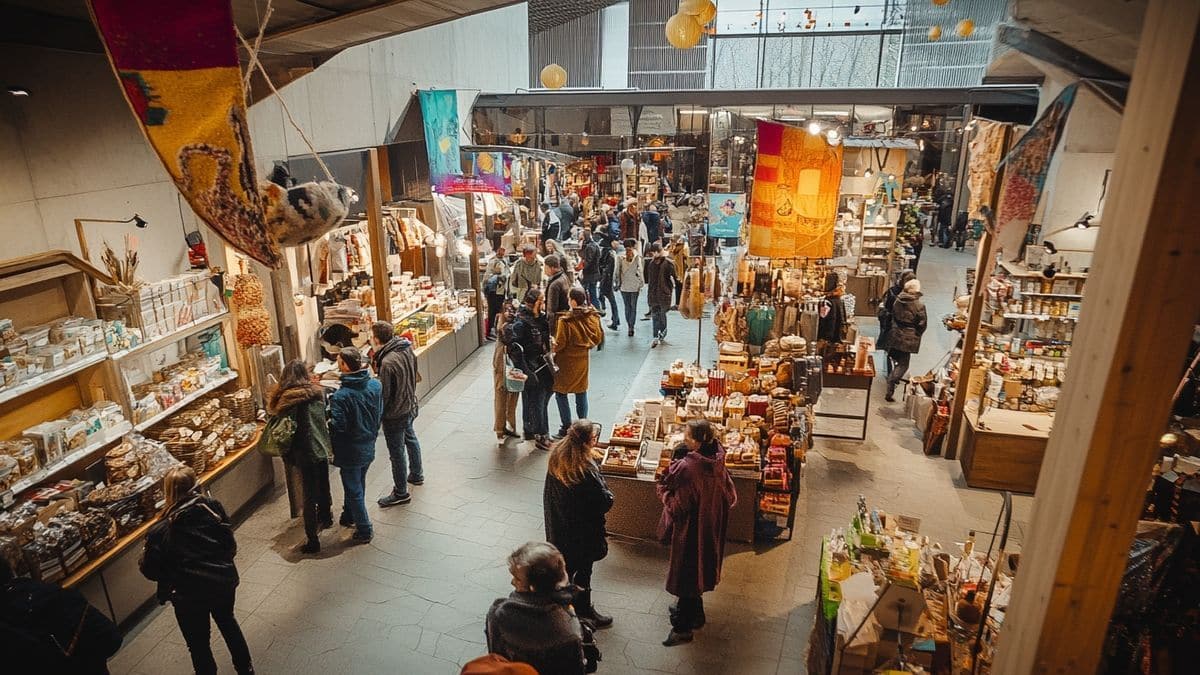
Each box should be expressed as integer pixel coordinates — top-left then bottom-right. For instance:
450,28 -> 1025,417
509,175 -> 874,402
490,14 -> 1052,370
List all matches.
656,419 -> 737,646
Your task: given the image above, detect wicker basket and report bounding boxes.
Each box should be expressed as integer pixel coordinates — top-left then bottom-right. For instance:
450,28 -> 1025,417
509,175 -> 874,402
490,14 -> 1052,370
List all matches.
223,389 -> 257,424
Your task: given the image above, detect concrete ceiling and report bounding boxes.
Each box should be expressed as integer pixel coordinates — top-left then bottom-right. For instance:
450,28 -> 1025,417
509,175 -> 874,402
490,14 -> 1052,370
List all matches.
0,0 -> 521,97
1009,0 -> 1146,76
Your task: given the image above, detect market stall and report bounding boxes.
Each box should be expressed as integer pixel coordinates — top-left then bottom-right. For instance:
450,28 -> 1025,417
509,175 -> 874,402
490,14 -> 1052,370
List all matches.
0,251 -> 270,624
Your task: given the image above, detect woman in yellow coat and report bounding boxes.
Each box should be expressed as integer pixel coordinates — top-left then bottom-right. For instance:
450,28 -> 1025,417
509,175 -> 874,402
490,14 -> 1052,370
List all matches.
552,288 -> 604,439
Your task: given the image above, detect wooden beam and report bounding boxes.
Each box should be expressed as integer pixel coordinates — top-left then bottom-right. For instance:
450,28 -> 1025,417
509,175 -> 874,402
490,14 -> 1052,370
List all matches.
364,148 -> 392,324
996,24 -> 1129,81
944,125 -> 1012,460
994,1 -> 1200,672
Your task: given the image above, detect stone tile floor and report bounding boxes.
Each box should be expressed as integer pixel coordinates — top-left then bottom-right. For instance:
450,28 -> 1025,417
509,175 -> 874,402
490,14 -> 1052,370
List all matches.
114,246 -> 1030,675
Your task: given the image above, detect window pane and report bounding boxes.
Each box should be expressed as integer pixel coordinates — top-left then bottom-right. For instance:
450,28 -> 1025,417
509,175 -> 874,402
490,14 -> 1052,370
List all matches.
710,36 -> 762,89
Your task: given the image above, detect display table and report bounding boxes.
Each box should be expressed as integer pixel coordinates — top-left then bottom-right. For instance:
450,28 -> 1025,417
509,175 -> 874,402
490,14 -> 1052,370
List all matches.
814,360 -> 876,441
604,471 -> 759,543
413,319 -> 480,400
958,406 -> 1050,493
71,433 -> 273,624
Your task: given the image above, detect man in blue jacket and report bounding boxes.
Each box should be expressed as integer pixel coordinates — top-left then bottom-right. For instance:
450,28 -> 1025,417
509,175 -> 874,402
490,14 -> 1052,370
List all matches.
329,347 -> 383,544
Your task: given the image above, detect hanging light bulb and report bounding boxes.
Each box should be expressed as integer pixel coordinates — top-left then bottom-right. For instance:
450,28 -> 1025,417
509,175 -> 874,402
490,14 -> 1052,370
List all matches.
864,169 -> 873,179
919,139 -> 925,151
434,233 -> 447,258
580,132 -> 590,146
807,120 -> 822,135
825,128 -> 840,144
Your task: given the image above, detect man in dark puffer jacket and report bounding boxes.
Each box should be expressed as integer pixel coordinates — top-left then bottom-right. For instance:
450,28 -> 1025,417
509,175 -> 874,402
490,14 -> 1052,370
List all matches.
371,321 -> 424,508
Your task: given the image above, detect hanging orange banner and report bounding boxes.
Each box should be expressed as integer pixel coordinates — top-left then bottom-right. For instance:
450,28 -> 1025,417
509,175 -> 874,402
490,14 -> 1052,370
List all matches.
748,120 -> 843,258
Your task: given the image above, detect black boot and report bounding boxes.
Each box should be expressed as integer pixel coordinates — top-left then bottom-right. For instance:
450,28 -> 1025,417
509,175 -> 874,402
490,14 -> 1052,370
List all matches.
575,589 -> 613,628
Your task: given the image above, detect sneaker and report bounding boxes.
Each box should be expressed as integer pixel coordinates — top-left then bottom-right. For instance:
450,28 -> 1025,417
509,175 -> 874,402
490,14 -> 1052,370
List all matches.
497,432 -> 507,441
504,428 -> 520,438
662,629 -> 694,647
378,492 -> 412,507
350,532 -> 373,545
408,476 -> 424,486
607,323 -> 619,331
598,309 -> 607,317
641,315 -> 651,321
535,435 -> 552,451
550,430 -> 567,441
319,515 -> 334,530
651,338 -> 660,348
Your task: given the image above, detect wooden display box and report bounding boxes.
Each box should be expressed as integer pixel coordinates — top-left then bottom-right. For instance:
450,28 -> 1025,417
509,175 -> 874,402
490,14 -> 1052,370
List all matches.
957,407 -> 1048,494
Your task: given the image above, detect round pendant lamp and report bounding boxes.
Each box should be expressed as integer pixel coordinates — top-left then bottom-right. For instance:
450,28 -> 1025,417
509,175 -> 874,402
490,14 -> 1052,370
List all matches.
539,63 -> 567,89
665,12 -> 703,49
955,19 -> 976,38
927,25 -> 943,41
682,0 -> 717,25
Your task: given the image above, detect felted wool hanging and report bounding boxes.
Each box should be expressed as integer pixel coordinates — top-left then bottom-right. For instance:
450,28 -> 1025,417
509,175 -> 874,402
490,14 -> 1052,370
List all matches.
261,165 -> 359,246
87,0 -> 281,267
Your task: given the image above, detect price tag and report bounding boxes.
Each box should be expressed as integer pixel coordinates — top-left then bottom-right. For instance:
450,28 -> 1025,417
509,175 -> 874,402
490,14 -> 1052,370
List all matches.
895,514 -> 921,533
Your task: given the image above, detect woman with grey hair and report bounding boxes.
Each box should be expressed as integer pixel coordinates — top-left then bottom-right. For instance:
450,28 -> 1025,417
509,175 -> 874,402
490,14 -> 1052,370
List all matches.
486,542 -> 586,674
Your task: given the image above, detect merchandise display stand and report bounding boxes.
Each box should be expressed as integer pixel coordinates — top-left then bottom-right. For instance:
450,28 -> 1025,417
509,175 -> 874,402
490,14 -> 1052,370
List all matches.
813,356 -> 876,442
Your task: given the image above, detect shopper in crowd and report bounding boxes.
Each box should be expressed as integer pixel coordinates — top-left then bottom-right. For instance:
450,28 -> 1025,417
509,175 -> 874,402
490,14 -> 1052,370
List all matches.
597,235 -> 618,322
1,557 -> 121,674
140,466 -> 253,674
329,347 -> 383,541
484,247 -> 510,341
372,322 -> 423,508
952,211 -> 969,252
618,199 -> 640,243
885,278 -> 928,402
615,238 -> 645,338
876,269 -> 917,375
936,192 -> 954,247
909,233 -> 924,273
486,542 -> 586,675
668,234 -> 688,310
642,203 -> 662,248
604,203 -> 620,240
509,244 -> 543,304
267,359 -> 333,554
645,242 -> 676,348
543,420 -> 615,628
544,254 -> 571,335
540,201 -> 561,247
657,419 -> 737,647
493,302 -> 520,443
577,228 -> 603,312
510,289 -> 554,451
561,195 -> 580,240
552,289 -> 603,437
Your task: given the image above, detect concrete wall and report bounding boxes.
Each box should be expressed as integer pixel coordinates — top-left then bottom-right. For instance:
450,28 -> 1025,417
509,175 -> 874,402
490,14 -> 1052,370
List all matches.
0,3 -> 528,285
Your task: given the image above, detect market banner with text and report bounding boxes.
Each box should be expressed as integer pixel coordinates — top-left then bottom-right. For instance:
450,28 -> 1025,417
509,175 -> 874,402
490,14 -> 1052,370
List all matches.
994,84 -> 1077,259
749,120 -> 843,258
87,0 -> 280,266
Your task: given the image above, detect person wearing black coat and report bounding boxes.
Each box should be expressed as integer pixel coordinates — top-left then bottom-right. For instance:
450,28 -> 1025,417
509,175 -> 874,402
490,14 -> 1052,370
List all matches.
140,466 -> 253,675
0,557 -> 122,674
509,288 -> 554,451
877,269 -> 917,368
486,542 -> 586,675
885,278 -> 929,402
543,420 -> 615,628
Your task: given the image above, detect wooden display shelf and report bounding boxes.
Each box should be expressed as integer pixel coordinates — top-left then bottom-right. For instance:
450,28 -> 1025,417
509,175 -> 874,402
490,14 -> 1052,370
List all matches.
3,421 -> 132,501
0,351 -> 107,408
133,370 -> 239,432
107,311 -> 229,360
1002,313 -> 1079,322
958,406 -> 1049,494
62,426 -> 263,589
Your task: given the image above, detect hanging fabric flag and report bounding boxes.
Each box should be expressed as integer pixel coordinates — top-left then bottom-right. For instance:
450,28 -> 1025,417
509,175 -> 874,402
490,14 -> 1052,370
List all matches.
749,120 -> 843,259
966,119 -> 1009,220
87,0 -> 281,267
993,84 -> 1077,259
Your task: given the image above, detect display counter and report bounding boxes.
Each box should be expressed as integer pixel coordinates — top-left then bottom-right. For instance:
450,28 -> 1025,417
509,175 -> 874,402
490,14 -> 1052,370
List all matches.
957,406 -> 1049,493
604,470 -> 759,544
413,319 -> 481,400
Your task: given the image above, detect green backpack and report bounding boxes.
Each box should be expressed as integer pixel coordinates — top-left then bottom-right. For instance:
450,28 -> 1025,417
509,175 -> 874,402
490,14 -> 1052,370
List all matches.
257,413 -> 297,457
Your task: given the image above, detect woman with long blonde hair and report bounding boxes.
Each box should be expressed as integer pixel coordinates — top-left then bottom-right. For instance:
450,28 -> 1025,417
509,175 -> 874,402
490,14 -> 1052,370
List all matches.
542,419 -> 614,628
140,466 -> 253,674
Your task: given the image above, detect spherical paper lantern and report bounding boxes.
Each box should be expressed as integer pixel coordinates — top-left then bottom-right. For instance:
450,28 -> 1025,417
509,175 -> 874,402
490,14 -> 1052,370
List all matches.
539,63 -> 567,89
932,0 -> 951,6
620,158 -> 636,174
955,19 -> 975,38
682,0 -> 717,24
665,12 -> 703,49
927,25 -> 943,41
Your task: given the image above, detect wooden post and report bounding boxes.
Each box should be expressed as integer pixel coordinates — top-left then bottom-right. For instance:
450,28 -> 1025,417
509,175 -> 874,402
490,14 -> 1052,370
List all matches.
994,1 -> 1200,672
943,124 -> 1012,460
364,147 -> 392,324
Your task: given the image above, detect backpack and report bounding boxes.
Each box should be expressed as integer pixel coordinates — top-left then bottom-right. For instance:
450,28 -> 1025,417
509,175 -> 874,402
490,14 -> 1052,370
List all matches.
484,273 -> 502,295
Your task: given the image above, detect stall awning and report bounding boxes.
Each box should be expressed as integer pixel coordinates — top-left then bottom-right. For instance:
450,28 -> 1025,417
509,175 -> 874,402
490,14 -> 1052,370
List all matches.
461,145 -> 579,164
841,138 -> 920,149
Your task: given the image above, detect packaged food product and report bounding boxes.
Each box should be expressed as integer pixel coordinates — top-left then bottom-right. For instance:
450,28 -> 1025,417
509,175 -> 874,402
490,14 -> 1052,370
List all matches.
23,421 -> 67,465
64,421 -> 89,451
19,326 -> 51,348
29,345 -> 65,369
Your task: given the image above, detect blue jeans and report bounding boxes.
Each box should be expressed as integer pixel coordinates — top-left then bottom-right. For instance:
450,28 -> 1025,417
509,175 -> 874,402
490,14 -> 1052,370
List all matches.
584,279 -> 601,309
339,463 -> 372,538
383,415 -> 423,498
621,291 -> 640,331
650,303 -> 668,339
554,391 -> 589,434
